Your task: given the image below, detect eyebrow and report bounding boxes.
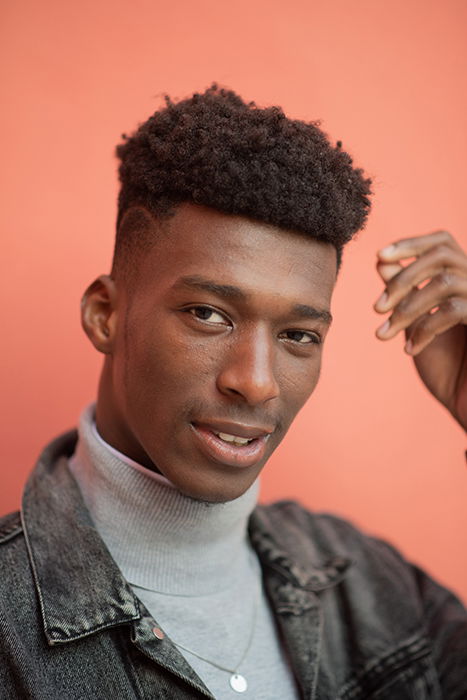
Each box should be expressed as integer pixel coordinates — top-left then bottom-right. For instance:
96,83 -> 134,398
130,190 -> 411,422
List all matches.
292,304 -> 332,325
173,275 -> 332,325
174,275 -> 246,301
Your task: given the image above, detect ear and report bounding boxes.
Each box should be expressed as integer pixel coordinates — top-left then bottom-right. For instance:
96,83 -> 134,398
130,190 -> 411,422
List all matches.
81,275 -> 118,354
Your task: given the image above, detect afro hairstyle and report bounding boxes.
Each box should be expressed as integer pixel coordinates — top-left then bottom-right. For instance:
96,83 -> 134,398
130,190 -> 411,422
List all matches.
113,84 -> 372,273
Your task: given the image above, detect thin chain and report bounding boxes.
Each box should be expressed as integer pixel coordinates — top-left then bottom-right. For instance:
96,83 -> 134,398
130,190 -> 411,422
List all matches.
170,575 -> 261,675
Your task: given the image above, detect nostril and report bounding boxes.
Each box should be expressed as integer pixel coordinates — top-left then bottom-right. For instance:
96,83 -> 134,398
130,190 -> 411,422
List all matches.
225,387 -> 243,397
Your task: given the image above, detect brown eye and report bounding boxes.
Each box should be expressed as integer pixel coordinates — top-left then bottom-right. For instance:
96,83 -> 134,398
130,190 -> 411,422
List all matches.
281,330 -> 321,345
188,306 -> 228,324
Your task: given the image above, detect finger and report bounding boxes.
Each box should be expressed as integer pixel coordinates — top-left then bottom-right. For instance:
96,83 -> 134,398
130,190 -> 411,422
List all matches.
377,230 -> 463,263
403,312 -> 429,353
375,262 -> 403,310
404,298 -> 467,355
375,274 -> 467,338
374,248 -> 467,314
376,261 -> 403,284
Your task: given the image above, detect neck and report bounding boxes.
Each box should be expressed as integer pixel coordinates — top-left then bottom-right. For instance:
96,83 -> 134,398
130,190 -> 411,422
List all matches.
68,405 -> 259,595
94,365 -> 155,470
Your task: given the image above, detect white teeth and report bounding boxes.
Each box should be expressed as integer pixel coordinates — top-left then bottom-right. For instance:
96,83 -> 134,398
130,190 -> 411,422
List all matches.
217,432 -> 252,446
218,432 -> 235,443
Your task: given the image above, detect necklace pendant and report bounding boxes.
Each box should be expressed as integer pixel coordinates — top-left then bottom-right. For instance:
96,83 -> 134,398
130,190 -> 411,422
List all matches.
230,673 -> 248,693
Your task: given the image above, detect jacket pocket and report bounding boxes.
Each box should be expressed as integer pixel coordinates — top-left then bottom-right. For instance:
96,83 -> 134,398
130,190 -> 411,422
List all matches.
337,636 -> 442,700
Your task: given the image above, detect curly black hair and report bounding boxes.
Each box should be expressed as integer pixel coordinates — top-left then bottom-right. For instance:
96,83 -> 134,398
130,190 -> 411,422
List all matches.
114,84 -> 371,273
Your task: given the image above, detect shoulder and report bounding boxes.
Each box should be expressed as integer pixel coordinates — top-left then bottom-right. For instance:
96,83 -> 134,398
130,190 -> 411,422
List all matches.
254,499 -> 466,614
252,500 -> 430,604
254,499 -> 402,560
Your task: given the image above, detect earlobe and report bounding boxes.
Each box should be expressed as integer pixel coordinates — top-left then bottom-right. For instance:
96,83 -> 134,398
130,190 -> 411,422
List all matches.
81,275 -> 117,353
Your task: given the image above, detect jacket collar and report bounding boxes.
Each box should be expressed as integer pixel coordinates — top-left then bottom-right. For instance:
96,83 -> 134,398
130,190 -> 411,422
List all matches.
21,431 -> 140,645
22,431 -> 352,647
249,505 -> 352,592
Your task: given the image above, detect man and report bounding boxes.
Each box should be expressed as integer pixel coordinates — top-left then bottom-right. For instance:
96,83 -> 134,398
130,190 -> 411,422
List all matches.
1,85 -> 466,699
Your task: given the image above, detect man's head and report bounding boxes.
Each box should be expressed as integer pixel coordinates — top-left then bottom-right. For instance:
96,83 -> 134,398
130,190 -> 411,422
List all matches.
81,85 -> 371,503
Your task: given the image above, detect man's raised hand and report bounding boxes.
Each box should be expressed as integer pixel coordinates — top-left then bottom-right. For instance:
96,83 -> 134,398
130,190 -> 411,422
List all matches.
374,230 -> 467,431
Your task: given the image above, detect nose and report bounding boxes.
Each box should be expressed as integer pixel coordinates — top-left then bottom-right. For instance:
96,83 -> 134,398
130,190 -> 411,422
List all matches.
216,327 -> 280,406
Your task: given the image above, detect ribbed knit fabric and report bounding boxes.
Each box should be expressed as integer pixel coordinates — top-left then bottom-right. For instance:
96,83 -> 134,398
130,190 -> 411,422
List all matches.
69,405 -> 299,699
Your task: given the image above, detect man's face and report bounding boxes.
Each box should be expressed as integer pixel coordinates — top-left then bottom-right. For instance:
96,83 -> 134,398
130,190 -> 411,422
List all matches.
100,203 -> 337,502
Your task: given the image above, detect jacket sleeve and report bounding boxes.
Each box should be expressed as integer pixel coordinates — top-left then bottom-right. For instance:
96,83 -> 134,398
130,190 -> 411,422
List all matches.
412,564 -> 467,699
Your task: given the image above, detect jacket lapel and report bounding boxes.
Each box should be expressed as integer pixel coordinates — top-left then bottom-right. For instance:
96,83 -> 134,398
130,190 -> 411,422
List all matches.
249,505 -> 352,699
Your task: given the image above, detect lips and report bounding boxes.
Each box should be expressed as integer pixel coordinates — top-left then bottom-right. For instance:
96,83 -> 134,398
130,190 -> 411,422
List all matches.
190,420 -> 273,468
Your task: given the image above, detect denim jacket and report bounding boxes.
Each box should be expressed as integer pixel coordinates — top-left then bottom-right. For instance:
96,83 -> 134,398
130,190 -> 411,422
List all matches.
0,431 -> 466,699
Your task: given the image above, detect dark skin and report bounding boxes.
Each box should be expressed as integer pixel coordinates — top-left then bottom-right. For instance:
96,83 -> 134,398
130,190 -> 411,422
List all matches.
374,230 -> 467,431
82,203 -> 337,502
82,205 -> 466,505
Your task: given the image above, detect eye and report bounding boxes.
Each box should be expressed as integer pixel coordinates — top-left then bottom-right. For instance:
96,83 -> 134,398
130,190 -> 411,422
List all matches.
280,330 -> 321,345
186,305 -> 229,325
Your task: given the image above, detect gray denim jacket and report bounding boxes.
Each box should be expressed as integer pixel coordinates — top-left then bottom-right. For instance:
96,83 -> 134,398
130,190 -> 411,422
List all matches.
0,431 -> 466,699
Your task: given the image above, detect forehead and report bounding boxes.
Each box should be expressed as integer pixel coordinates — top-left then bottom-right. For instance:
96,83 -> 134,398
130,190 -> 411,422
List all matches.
134,203 -> 337,306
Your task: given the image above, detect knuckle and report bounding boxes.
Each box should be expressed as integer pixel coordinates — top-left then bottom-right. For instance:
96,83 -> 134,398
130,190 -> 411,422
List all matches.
396,295 -> 411,314
417,314 -> 431,332
410,321 -> 430,347
438,230 -> 453,243
435,271 -> 453,291
390,300 -> 411,326
442,296 -> 461,317
434,243 -> 454,265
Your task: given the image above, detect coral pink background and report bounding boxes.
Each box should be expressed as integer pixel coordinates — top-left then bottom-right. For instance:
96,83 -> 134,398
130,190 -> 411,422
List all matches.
1,1 -> 466,601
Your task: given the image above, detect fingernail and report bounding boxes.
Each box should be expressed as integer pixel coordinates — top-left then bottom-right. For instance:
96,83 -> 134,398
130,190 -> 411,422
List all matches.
379,244 -> 397,257
377,320 -> 391,335
375,291 -> 388,309
404,339 -> 413,354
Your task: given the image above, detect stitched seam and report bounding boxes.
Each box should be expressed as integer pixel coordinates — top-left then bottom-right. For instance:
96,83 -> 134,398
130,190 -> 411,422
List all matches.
0,511 -> 22,543
20,506 -> 51,642
0,525 -> 23,544
337,635 -> 432,698
47,616 -> 141,644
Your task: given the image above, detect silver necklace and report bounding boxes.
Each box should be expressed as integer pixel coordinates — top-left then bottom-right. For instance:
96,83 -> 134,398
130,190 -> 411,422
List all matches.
170,579 -> 260,694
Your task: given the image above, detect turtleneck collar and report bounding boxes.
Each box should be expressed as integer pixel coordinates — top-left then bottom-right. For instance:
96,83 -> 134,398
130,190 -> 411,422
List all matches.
68,405 -> 260,596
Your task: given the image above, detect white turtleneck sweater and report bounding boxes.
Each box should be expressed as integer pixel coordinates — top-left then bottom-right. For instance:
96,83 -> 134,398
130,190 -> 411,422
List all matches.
69,405 -> 299,699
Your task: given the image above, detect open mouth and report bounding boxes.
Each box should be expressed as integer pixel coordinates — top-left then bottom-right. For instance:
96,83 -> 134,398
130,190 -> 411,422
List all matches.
214,431 -> 254,446
190,422 -> 272,468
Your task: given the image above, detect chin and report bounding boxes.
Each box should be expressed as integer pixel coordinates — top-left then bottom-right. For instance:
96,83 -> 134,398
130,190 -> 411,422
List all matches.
172,471 -> 259,505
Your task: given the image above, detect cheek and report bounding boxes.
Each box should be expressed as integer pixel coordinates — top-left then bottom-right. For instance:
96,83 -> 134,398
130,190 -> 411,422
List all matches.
279,354 -> 323,414
120,323 -> 218,399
